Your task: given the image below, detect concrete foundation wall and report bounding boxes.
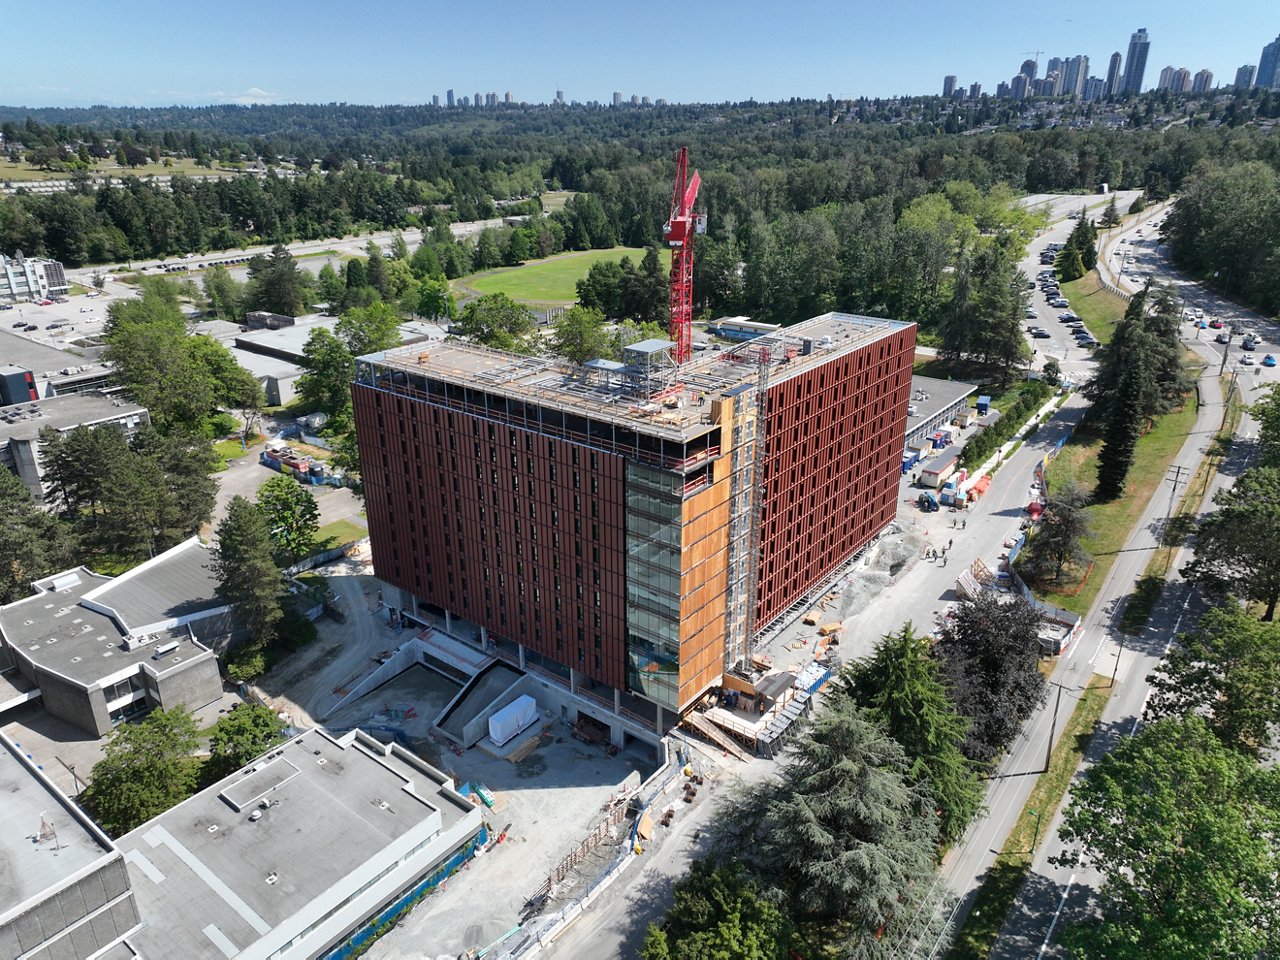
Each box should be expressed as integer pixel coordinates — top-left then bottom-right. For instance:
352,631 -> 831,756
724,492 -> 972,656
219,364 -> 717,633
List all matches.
458,673 -> 540,748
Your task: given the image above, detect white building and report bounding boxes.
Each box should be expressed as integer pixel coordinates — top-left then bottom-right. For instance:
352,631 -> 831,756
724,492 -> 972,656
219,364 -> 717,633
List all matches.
0,251 -> 69,303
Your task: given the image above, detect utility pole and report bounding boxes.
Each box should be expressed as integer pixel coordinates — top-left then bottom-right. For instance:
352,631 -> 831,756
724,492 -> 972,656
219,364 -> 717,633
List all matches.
1218,332 -> 1232,376
1162,462 -> 1189,576
1220,368 -> 1239,431
1044,680 -> 1065,772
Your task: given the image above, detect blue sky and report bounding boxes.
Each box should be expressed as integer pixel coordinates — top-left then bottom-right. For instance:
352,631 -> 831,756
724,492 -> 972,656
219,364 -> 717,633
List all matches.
3,1 -> 1276,107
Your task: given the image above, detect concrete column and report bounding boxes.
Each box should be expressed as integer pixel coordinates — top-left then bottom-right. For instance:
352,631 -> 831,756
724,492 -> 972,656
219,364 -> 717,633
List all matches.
655,704 -> 664,732
569,668 -> 578,694
445,609 -> 452,633
479,625 -> 488,651
613,688 -> 621,715
518,644 -> 527,669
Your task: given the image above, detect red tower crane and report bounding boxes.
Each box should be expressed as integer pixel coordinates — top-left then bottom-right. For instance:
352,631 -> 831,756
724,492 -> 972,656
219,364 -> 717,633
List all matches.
663,147 -> 702,364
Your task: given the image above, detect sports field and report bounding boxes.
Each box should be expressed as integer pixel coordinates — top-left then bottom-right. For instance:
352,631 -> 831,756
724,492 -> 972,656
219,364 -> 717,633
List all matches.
460,247 -> 671,305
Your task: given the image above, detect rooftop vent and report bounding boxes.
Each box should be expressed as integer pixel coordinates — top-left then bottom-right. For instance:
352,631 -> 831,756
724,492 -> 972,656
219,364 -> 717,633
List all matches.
265,872 -> 278,885
248,809 -> 263,822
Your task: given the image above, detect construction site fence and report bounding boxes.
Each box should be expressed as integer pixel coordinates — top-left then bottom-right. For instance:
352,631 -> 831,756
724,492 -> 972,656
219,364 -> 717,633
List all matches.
284,537 -> 370,576
494,744 -> 682,959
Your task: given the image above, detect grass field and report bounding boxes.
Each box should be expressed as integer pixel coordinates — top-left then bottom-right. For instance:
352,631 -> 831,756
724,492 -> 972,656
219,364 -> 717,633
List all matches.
1,156 -> 244,183
314,519 -> 366,553
1035,370 -> 1202,618
460,247 -> 671,304
947,674 -> 1112,960
540,190 -> 576,213
1061,270 -> 1129,345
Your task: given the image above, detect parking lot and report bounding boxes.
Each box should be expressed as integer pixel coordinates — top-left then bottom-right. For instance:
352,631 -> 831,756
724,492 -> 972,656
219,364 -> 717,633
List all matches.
2,290 -> 114,346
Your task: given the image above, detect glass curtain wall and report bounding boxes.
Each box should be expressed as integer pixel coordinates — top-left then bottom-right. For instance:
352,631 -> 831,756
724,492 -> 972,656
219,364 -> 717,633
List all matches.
624,463 -> 682,708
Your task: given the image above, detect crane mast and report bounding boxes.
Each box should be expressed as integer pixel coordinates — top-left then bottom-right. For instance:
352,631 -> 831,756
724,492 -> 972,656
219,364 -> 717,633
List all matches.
663,147 -> 702,364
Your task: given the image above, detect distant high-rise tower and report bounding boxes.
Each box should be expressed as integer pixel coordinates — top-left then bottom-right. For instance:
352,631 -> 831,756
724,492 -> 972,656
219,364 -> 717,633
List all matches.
1063,55 -> 1089,97
1084,76 -> 1106,101
1045,57 -> 1064,84
1122,28 -> 1150,94
474,91 -> 482,108
1105,52 -> 1123,96
504,91 -> 512,104
446,88 -> 455,108
1020,59 -> 1038,81
555,88 -> 564,104
1191,69 -> 1213,94
996,80 -> 1011,98
1258,34 -> 1280,90
612,91 -> 622,107
1234,64 -> 1257,90
1010,74 -> 1029,99
968,82 -> 981,99
1157,65 -> 1176,90
1172,67 -> 1191,93
942,75 -> 957,97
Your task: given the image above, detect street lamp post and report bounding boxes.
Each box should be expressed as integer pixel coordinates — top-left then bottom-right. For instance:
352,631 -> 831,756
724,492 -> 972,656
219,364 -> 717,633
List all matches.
1028,807 -> 1042,853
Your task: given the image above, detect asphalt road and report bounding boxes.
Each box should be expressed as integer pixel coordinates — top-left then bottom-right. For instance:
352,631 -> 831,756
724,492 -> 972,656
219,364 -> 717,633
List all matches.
988,209 -> 1278,958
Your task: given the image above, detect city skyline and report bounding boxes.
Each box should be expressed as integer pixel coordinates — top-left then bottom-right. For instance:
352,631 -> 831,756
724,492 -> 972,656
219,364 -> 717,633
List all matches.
0,1 -> 1274,108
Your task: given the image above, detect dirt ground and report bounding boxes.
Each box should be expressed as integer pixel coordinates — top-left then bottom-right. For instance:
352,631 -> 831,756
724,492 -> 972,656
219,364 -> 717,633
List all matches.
252,544 -> 397,727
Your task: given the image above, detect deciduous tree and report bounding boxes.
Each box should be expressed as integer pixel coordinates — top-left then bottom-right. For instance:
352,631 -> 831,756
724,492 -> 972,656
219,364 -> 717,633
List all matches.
1146,604 -> 1280,757
335,301 -> 401,357
933,593 -> 1046,763
1054,716 -> 1280,960
256,474 -> 320,566
550,305 -> 611,364
641,862 -> 793,960
453,293 -> 535,353
1184,467 -> 1280,620
206,703 -> 287,779
81,707 -> 201,836
296,328 -> 355,420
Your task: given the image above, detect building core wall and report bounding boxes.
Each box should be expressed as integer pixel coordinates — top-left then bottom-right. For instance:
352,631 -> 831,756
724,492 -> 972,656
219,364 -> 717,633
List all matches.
755,325 -> 915,628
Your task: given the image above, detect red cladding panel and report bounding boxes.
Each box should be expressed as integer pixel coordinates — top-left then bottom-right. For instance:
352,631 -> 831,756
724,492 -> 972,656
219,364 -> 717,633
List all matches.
755,326 -> 916,628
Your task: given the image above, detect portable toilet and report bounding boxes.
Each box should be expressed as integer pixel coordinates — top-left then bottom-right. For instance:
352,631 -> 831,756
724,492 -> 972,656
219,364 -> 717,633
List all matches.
976,395 -> 991,416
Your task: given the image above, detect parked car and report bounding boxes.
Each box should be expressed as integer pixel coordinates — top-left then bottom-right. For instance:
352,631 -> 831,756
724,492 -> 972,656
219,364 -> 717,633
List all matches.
36,299 -> 53,306
1263,355 -> 1277,368
1031,329 -> 1051,339
0,303 -> 12,311
1241,354 -> 1256,366
1242,335 -> 1259,351
1051,297 -> 1070,308
1208,319 -> 1224,329
1215,332 -> 1230,344
22,324 -> 37,331
1025,309 -> 1038,320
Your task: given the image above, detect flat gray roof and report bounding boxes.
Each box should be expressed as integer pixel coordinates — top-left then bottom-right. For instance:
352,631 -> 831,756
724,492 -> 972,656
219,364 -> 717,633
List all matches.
227,346 -> 300,380
191,319 -> 245,342
906,375 -> 979,439
0,539 -> 226,688
82,538 -> 225,634
118,728 -> 477,959
0,733 -> 117,925
0,393 -> 146,443
363,312 -> 914,443
0,329 -> 112,381
234,317 -> 340,362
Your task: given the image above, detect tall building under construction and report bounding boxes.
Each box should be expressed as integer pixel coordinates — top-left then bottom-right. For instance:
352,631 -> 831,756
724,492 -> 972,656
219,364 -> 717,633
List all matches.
353,313 -> 914,731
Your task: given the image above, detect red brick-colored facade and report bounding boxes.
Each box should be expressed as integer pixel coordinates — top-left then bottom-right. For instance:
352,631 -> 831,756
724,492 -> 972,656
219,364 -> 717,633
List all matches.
353,386 -> 631,690
755,325 -> 915,627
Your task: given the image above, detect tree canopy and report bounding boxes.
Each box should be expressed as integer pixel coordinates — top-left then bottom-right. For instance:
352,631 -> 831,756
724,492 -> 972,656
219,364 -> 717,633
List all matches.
256,474 -> 320,567
1054,716 -> 1280,960
213,495 -> 285,646
81,707 -> 201,836
1183,466 -> 1280,620
206,703 -> 287,780
838,623 -> 984,844
932,592 -> 1047,763
641,862 -> 793,960
452,293 -> 536,353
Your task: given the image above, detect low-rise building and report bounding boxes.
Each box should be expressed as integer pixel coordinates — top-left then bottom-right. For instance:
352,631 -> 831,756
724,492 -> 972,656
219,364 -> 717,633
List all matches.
0,725 -> 486,960
0,538 -> 228,736
0,251 -> 68,303
0,732 -> 142,959
0,329 -> 116,404
904,375 -> 979,454
116,727 -> 485,960
0,393 -> 149,499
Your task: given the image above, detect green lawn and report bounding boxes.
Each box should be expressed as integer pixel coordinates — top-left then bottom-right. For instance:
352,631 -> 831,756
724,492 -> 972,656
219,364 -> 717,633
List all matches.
1061,270 -> 1129,345
461,247 -> 671,305
948,675 -> 1112,960
1035,382 -> 1201,617
540,190 -> 576,213
1,156 -> 244,182
314,519 -> 366,553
